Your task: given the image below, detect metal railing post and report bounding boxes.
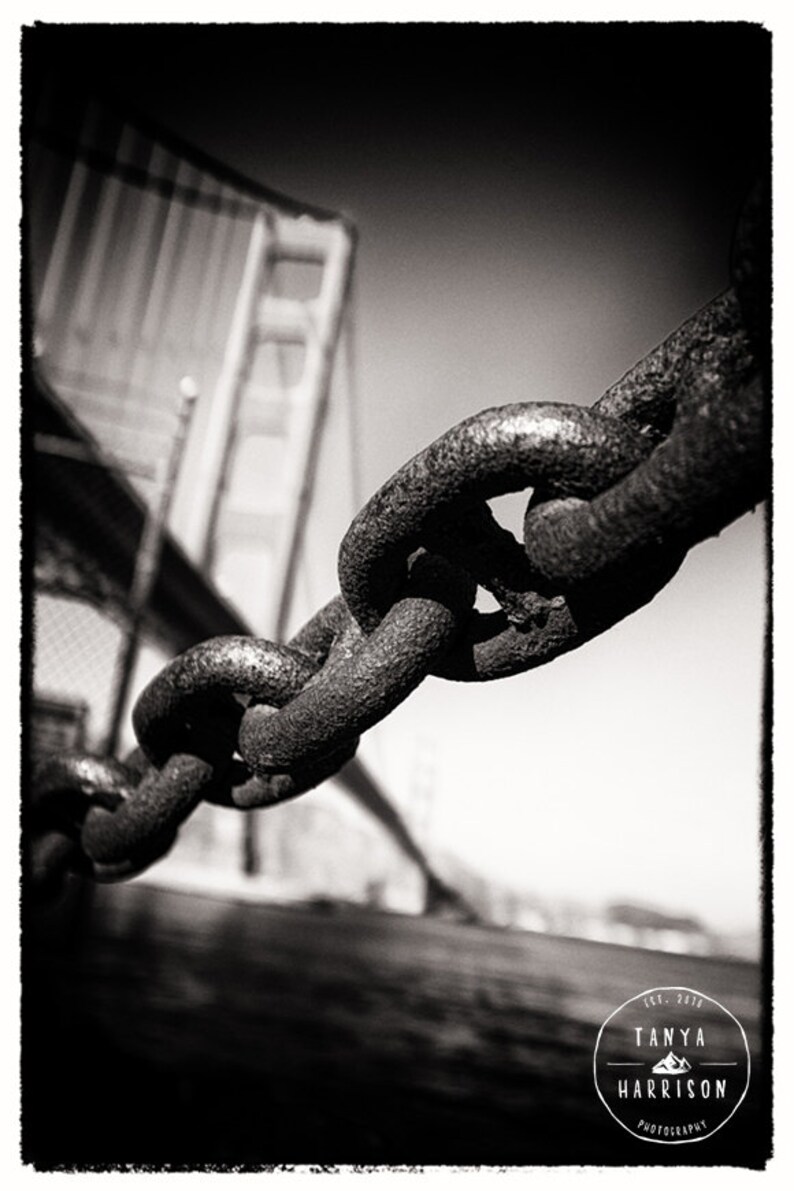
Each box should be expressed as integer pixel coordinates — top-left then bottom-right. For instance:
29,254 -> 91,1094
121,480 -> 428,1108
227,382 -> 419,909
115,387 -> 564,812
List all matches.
103,378 -> 198,757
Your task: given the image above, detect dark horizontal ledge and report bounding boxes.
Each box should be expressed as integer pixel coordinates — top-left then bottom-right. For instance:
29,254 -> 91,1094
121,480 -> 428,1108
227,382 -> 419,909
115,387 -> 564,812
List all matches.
29,367 -> 251,651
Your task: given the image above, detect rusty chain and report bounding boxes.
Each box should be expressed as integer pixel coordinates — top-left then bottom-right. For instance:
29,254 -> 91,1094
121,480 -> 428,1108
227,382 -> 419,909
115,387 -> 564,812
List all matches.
27,181 -> 770,900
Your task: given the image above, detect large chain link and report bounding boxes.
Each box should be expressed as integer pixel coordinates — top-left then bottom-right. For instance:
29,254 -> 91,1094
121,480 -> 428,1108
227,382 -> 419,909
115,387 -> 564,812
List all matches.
27,181 -> 770,899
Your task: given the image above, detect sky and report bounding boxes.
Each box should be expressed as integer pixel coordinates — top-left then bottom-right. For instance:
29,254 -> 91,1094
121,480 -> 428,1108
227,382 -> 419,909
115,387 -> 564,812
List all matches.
22,22 -> 771,933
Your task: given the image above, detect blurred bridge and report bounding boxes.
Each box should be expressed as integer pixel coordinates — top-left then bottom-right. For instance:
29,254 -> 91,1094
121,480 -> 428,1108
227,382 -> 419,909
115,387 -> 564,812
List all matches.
25,70 -> 466,916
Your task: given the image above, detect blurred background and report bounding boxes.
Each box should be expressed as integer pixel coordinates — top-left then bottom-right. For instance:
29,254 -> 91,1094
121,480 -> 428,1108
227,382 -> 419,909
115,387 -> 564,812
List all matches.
22,22 -> 770,1167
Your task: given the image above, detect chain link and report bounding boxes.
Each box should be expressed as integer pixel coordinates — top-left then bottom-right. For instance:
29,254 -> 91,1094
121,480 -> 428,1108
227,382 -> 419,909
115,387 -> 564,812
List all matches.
27,181 -> 770,898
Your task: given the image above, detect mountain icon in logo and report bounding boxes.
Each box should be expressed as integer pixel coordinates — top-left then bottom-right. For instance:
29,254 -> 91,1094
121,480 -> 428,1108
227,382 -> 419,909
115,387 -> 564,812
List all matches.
652,1050 -> 692,1074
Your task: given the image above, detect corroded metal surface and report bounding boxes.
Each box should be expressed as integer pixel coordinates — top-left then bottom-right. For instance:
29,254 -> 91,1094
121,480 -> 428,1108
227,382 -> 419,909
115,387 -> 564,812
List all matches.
525,292 -> 767,591
29,754 -> 178,886
338,404 -> 653,633
27,180 -> 770,893
239,552 -> 474,771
